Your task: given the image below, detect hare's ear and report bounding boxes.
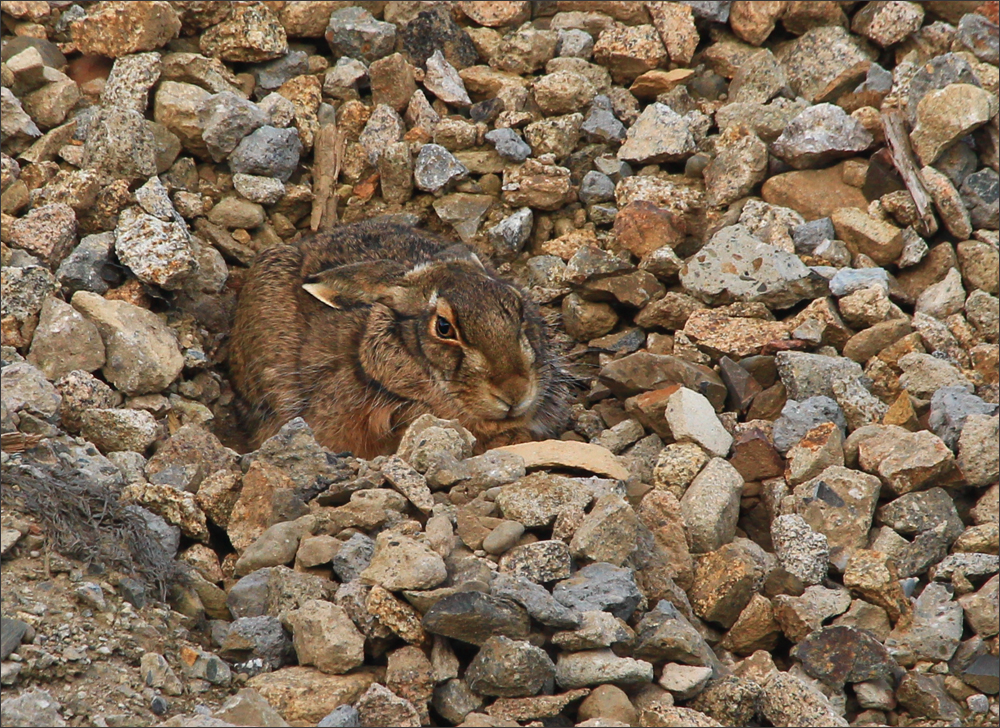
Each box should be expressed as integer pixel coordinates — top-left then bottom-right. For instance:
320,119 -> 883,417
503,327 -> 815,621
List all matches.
434,243 -> 486,270
303,260 -> 409,309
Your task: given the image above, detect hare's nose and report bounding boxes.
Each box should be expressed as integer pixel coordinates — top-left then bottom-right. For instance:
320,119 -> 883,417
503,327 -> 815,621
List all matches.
495,375 -> 536,418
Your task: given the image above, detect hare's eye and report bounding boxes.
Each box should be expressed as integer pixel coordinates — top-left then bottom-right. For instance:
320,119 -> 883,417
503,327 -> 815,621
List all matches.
435,315 -> 455,339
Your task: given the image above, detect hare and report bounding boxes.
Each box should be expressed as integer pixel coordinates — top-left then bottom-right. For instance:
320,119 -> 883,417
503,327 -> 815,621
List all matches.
229,219 -> 572,458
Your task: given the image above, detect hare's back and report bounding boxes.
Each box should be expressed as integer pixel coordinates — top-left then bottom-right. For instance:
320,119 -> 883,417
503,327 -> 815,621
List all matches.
298,219 -> 446,277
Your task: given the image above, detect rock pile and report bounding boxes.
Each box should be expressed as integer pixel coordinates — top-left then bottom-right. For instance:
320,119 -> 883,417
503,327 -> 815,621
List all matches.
1,1 -> 999,727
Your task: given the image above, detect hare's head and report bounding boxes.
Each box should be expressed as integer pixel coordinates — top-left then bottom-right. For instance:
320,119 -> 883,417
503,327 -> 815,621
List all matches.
302,246 -> 561,431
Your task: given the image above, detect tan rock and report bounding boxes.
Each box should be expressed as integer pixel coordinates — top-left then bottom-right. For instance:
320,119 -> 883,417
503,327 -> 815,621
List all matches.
459,2 -> 531,27
646,2 -> 698,65
830,207 -> 904,266
730,1 -> 787,46
247,667 -> 380,726
496,440 -> 630,480
762,163 -> 869,221
593,24 -> 668,84
721,594 -> 781,655
366,585 -> 429,646
227,460 -> 295,553
682,309 -> 789,358
71,1 -> 181,58
843,549 -> 911,624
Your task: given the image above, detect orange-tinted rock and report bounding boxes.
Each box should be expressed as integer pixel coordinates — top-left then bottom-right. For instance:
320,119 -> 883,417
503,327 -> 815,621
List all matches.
761,164 -> 868,220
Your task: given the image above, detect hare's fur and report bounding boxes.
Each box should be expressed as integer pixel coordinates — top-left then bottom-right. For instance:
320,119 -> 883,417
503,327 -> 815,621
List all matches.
229,219 -> 571,458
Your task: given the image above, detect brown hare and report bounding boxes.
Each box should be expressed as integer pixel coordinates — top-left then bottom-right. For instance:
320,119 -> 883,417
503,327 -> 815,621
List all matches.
229,219 -> 572,458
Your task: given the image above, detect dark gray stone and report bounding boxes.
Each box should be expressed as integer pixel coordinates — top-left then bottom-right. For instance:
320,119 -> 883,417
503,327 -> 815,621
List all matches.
929,386 -> 997,450
465,636 -> 556,698
55,232 -> 120,295
325,7 -> 396,64
1,617 -> 29,661
226,568 -> 273,619
633,600 -> 719,668
961,168 -> 999,230
578,171 -> 615,205
422,591 -> 530,646
552,562 -> 642,621
219,615 -> 294,674
318,705 -> 361,728
773,397 -> 847,454
198,92 -> 267,162
332,533 -> 375,583
228,125 -> 302,182
253,50 -> 309,91
491,573 -> 581,629
792,218 -> 835,254
877,488 -> 964,543
485,128 -> 531,162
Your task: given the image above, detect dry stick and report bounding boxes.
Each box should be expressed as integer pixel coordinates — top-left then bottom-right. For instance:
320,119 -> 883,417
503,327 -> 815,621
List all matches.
311,121 -> 345,231
881,108 -> 936,236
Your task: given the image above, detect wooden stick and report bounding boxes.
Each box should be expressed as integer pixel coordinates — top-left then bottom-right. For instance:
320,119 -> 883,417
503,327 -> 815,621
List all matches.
310,120 -> 345,231
881,109 -> 936,236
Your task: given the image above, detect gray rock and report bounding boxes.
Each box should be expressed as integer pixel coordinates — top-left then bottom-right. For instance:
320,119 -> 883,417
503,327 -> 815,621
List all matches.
465,636 -> 556,698
582,102 -> 627,144
325,7 -> 395,64
485,128 -> 531,162
26,297 -> 105,381
929,387 -> 996,450
552,562 -> 642,621
961,168 -> 999,230
579,171 -> 615,205
317,705 -> 360,728
886,582 -> 963,665
679,457 -> 743,553
253,50 -> 309,91
0,689 -> 67,728
679,1 -> 731,22
81,409 -> 159,453
424,50 -> 470,107
773,397 -> 847,454
486,207 -> 533,257
413,143 -> 468,193
1,617 -> 29,661
791,217 -> 836,256
82,107 -> 157,179
557,28 -> 594,59
234,520 -> 309,577
781,25 -> 875,104
829,267 -> 889,297
233,173 -> 284,206
555,649 -> 654,689
831,376 -> 888,432
71,291 -> 184,396
907,53 -> 981,126
498,539 -> 573,584
198,92 -> 266,162
227,569 -> 272,619
618,103 -> 695,164
331,533 -> 374,582
680,225 -> 819,309
760,671 -> 848,728
877,488 -> 964,543
789,466 -> 881,572
422,591 -> 530,646
1,362 -> 61,421
491,573 -> 581,629
115,207 -> 196,290
56,233 -> 118,295
359,104 -> 405,164
772,514 -> 829,586
771,103 -> 873,169
229,126 -> 302,182
633,600 -> 718,667
129,506 -> 181,560
219,615 -> 294,673
776,352 -> 865,401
